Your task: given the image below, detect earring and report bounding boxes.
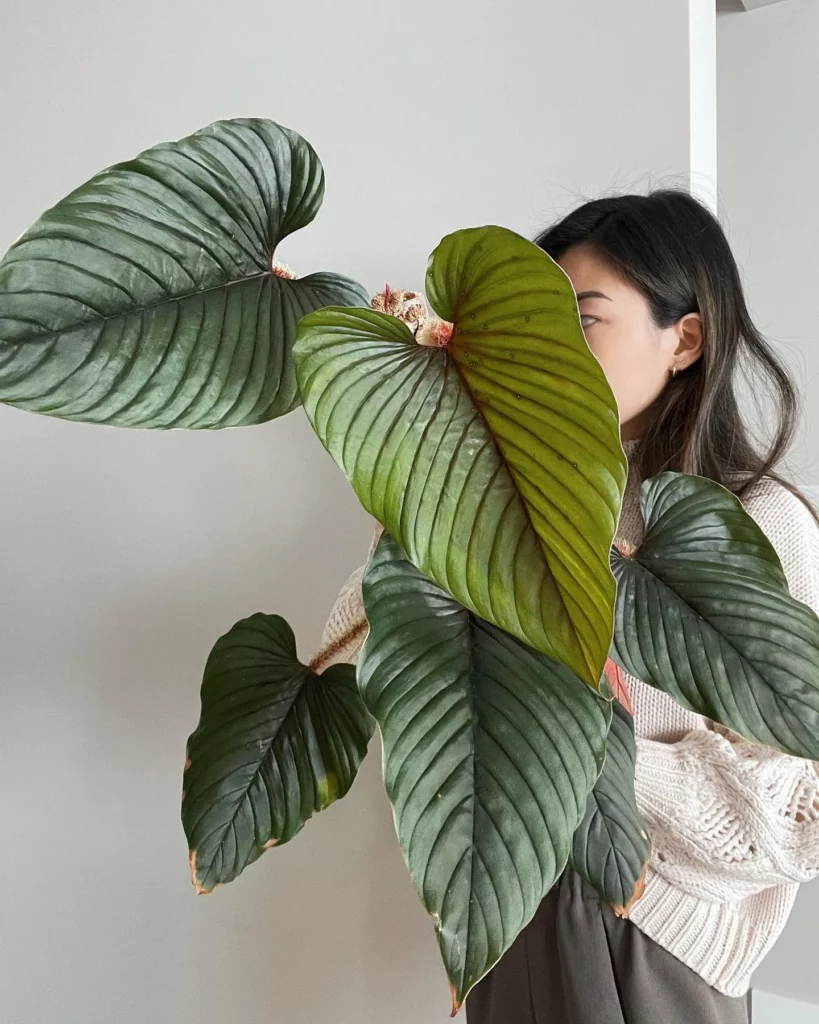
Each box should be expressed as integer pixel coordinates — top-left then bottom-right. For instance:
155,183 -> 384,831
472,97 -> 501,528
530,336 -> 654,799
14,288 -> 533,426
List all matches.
671,365 -> 679,378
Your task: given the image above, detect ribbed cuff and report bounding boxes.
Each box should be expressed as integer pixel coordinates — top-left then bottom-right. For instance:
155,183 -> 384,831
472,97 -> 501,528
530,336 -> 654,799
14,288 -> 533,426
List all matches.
629,869 -> 750,996
628,869 -> 799,997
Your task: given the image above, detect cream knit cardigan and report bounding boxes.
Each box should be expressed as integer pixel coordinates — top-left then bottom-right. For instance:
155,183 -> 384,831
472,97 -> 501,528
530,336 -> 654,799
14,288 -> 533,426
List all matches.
315,440 -> 819,997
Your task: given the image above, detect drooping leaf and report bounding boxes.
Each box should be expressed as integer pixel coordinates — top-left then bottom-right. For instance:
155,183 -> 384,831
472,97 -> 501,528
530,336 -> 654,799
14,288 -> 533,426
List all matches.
611,472 -> 819,757
182,613 -> 374,894
569,698 -> 649,914
294,224 -> 627,688
0,118 -> 368,428
358,532 -> 611,1014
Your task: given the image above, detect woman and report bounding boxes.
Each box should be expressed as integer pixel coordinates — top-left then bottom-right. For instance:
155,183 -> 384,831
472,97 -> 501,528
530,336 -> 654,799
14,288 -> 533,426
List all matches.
315,190 -> 819,1023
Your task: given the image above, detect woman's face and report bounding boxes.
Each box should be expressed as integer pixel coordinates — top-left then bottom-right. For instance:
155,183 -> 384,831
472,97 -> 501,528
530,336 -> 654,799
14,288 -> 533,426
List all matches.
555,243 -> 702,439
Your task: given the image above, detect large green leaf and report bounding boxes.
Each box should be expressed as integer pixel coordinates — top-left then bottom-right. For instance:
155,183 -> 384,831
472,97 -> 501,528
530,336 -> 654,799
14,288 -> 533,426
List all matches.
182,613 -> 374,894
569,698 -> 649,914
358,533 -> 611,1014
0,117 -> 368,427
611,472 -> 819,757
294,224 -> 626,687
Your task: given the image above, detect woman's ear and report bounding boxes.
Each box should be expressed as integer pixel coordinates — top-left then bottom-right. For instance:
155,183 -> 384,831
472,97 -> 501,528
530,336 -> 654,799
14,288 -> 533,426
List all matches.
672,312 -> 704,372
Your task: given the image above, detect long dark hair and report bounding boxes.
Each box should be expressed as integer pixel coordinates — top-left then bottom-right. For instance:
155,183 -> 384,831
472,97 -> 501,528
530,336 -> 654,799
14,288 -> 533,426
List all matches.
533,188 -> 818,521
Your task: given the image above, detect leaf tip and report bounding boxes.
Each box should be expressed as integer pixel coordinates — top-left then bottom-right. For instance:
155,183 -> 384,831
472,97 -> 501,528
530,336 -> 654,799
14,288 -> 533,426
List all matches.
448,977 -> 462,1017
189,850 -> 207,895
610,870 -> 647,919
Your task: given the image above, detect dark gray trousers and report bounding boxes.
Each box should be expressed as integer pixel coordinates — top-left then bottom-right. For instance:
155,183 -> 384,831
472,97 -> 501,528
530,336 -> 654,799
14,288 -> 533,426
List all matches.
464,870 -> 752,1024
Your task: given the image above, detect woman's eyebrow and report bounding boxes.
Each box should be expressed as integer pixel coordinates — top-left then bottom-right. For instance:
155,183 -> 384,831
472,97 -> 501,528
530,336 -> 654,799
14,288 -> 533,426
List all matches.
575,290 -> 612,301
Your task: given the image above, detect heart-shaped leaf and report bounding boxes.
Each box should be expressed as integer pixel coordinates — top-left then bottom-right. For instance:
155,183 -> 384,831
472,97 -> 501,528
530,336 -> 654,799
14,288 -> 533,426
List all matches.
182,613 -> 374,894
569,698 -> 649,914
0,117 -> 368,428
358,532 -> 610,1014
294,224 -> 626,687
611,472 -> 819,757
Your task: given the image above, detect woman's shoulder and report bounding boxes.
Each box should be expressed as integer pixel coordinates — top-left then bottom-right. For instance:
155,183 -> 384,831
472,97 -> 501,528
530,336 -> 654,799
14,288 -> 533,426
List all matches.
738,474 -> 819,536
737,475 -> 819,606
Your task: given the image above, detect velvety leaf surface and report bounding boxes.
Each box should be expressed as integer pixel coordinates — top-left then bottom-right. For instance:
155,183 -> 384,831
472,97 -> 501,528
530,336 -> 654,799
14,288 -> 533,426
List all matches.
294,224 -> 626,687
569,698 -> 649,913
182,613 -> 373,894
358,533 -> 610,1013
612,472 -> 819,757
0,118 -> 367,427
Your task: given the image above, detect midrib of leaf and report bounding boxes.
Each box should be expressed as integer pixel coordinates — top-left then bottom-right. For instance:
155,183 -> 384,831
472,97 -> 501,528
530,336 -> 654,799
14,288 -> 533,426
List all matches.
447,322 -> 600,683
620,554 -> 814,721
0,269 -> 276,347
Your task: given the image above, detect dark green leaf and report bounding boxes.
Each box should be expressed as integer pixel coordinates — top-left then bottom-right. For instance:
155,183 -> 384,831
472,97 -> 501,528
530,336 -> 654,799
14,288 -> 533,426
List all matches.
0,118 -> 368,427
612,472 -> 819,757
358,533 -> 611,1013
182,613 -> 374,894
569,699 -> 649,913
294,224 -> 626,688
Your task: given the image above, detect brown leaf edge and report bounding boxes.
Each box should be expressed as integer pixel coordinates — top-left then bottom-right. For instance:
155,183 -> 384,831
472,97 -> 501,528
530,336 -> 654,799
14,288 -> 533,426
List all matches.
609,864 -> 648,919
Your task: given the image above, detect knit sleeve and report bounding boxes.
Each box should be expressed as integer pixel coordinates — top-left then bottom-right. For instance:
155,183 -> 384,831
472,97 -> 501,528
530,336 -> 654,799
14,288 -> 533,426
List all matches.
633,479 -> 819,902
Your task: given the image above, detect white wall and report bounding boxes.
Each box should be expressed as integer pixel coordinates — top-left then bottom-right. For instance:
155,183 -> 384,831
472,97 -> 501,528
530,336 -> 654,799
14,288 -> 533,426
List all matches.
718,1 -> 819,1005
0,1 -> 691,1021
718,0 -> 819,487
755,991 -> 819,1024
690,0 -> 719,211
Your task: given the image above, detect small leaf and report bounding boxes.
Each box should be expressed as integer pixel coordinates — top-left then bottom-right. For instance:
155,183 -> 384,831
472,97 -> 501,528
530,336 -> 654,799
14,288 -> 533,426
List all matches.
612,472 -> 819,757
294,224 -> 626,688
182,613 -> 374,894
569,699 -> 650,913
358,533 -> 610,1013
0,118 -> 368,428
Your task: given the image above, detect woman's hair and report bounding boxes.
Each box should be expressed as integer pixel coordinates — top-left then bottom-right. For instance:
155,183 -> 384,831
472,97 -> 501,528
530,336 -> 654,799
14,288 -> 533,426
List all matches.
533,187 -> 818,521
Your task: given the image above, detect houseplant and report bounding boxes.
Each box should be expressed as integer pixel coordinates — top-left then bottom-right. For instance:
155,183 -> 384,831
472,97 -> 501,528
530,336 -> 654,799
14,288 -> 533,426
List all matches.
1,116 -> 818,1015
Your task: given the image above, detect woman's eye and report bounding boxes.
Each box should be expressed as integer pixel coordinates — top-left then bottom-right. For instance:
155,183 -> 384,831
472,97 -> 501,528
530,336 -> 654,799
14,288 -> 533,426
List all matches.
580,315 -> 597,328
